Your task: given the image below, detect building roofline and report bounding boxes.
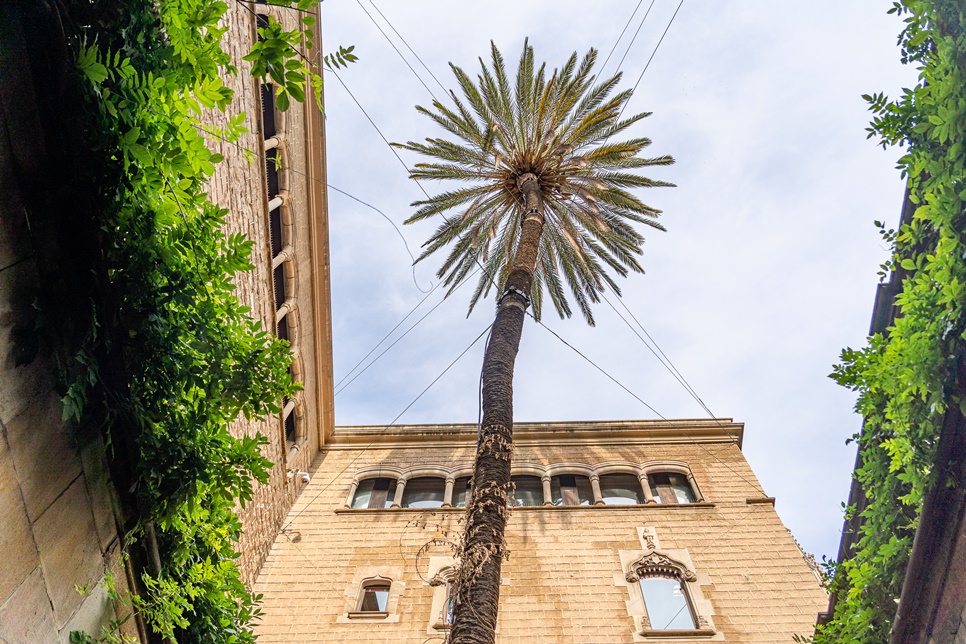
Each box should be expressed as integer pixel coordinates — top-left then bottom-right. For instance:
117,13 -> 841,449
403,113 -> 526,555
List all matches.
329,418 -> 743,448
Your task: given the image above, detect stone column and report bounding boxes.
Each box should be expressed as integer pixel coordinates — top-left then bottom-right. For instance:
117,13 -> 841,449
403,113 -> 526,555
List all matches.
443,477 -> 455,507
639,473 -> 656,504
392,478 -> 407,508
590,474 -> 604,505
542,475 -> 553,506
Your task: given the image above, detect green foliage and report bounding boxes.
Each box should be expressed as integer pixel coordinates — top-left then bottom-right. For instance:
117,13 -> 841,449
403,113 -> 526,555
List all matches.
394,40 -> 673,325
62,0 -> 353,641
814,1 -> 966,641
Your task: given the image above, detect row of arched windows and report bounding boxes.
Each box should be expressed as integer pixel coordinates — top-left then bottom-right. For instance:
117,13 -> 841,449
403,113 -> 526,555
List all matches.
256,10 -> 303,449
346,463 -> 702,509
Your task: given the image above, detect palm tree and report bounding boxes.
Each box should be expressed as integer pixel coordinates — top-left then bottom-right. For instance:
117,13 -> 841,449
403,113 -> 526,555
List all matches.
394,40 -> 673,643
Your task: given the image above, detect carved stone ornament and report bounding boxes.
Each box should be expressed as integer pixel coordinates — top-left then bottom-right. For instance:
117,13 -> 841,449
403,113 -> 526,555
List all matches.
625,550 -> 698,583
428,565 -> 457,587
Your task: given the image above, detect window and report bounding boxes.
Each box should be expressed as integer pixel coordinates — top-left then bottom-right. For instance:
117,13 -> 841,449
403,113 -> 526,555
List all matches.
638,575 -> 696,630
352,478 -> 397,509
452,477 -> 471,508
551,474 -> 593,506
599,473 -> 646,505
647,472 -> 697,504
357,579 -> 391,613
510,475 -> 543,506
444,582 -> 456,625
401,477 -> 445,509
623,536 -> 715,636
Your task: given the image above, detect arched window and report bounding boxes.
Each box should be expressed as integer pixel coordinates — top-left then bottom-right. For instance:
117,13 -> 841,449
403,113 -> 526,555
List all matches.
510,475 -> 544,506
599,473 -> 646,505
428,564 -> 458,630
551,474 -> 593,506
647,472 -> 697,504
401,477 -> 446,508
624,543 -> 714,635
638,574 -> 696,630
452,477 -> 471,508
351,478 -> 397,509
357,578 -> 391,613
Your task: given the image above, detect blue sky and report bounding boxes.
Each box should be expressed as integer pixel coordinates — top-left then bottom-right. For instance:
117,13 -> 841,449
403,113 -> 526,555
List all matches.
321,1 -> 919,563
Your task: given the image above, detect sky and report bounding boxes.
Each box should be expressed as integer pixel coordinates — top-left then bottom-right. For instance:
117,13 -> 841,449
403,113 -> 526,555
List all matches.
319,1 -> 920,563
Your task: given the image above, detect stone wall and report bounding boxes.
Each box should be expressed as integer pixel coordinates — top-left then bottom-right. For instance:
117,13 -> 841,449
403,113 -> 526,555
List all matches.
0,6 -> 138,639
205,2 -> 331,585
253,421 -> 827,643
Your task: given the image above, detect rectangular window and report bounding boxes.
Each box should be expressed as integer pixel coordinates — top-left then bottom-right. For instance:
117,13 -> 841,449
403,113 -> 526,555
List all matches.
510,476 -> 544,506
352,478 -> 397,509
359,583 -> 390,612
452,477 -> 471,508
551,475 -> 593,506
639,576 -> 697,630
649,473 -> 697,504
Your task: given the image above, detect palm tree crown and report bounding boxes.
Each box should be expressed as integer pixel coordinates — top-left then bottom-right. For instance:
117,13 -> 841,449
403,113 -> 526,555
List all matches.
395,39 -> 674,324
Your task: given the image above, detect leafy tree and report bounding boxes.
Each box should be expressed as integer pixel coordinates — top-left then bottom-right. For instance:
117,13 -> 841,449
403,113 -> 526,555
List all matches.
395,40 -> 673,643
810,1 -> 966,641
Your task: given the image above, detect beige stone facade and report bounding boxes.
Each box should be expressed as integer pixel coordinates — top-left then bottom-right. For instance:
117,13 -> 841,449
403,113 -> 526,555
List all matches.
204,1 -> 336,585
253,420 -> 827,642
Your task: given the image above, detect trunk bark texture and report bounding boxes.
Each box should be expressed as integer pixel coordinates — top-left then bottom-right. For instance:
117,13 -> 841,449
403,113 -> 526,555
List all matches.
449,173 -> 545,644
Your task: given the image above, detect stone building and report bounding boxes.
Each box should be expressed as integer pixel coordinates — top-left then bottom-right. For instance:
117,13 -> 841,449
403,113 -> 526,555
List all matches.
253,419 -> 828,642
207,0 -> 336,586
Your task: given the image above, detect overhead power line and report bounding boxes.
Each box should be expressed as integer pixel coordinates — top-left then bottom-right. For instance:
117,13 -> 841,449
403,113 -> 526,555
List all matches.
282,322 -> 493,531
600,0 -> 645,76
614,0 -> 657,78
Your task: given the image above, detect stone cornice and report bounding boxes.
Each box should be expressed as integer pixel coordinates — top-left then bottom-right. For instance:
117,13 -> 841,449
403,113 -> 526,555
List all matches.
328,418 -> 743,449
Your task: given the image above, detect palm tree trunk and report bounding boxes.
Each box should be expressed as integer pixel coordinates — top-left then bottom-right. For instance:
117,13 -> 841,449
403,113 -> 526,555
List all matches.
450,173 -> 545,644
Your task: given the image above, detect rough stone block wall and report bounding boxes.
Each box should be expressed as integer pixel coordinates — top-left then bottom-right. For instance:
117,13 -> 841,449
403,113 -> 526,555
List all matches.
253,422 -> 828,642
0,47 -> 139,639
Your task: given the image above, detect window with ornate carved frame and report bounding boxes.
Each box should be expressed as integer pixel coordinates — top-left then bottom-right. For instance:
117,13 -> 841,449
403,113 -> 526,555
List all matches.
621,528 -> 716,638
427,563 -> 458,630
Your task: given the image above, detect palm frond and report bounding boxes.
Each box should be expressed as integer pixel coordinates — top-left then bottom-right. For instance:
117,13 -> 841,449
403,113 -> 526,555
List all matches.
394,41 -> 674,322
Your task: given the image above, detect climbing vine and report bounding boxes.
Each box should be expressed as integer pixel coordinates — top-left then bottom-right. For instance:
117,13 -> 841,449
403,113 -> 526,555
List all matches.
810,1 -> 966,641
45,0 -> 354,641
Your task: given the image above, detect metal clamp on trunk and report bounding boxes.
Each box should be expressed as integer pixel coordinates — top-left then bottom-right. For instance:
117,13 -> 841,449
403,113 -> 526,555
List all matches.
497,287 -> 530,309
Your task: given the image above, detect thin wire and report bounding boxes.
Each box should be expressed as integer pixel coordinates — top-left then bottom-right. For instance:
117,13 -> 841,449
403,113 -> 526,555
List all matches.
599,0 -> 644,77
354,0 -> 441,103
614,0 -> 657,77
335,268 -> 480,397
281,322 -> 493,531
530,314 -> 664,418
327,183 -> 431,293
600,293 -> 714,418
364,0 -> 449,96
529,313 -> 768,498
332,283 -> 441,390
608,293 -> 714,417
617,0 -> 684,123
327,67 -> 433,200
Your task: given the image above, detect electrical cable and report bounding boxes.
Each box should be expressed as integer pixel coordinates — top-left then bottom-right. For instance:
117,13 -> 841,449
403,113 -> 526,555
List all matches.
281,322 -> 493,531
614,0 -> 657,78
334,268 -> 480,397
353,0 -> 441,103
364,0 -> 449,96
528,312 -> 768,497
600,292 -> 714,418
599,0 -> 644,77
327,183 -> 432,293
616,0 -> 684,124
